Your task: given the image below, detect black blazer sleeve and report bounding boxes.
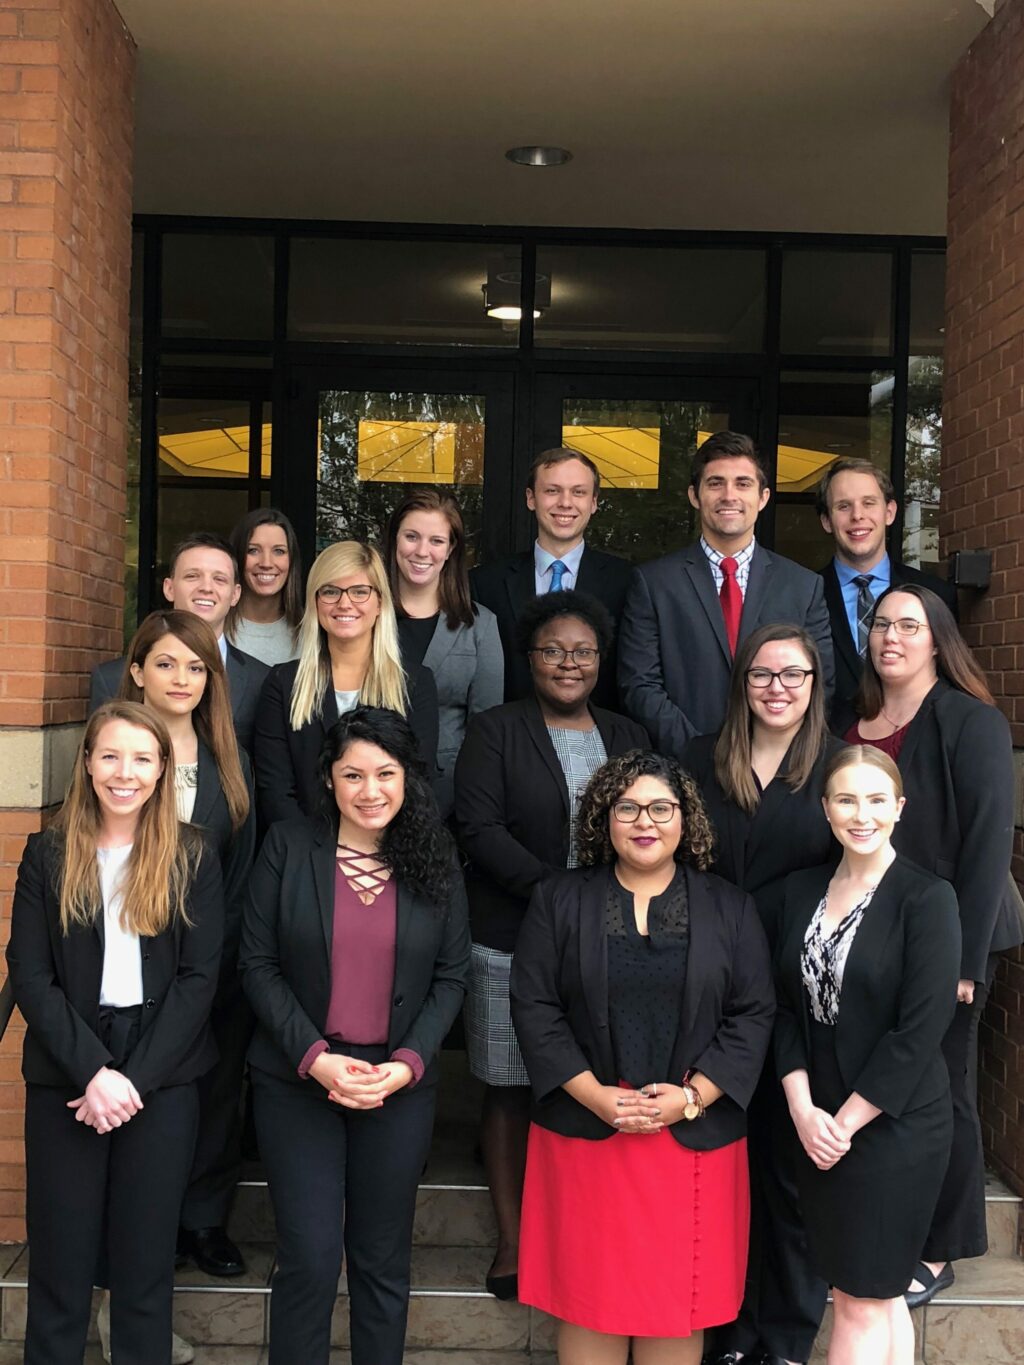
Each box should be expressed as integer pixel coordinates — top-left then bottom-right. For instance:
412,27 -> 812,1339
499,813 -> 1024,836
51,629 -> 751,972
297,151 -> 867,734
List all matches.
618,567 -> 697,755
121,845 -> 224,1096
804,575 -> 836,707
7,833 -> 113,1091
773,873 -> 814,1083
218,751 -> 257,978
691,889 -> 775,1111
851,877 -> 961,1117
393,867 -> 471,1068
253,663 -> 305,829
239,823 -> 326,1072
510,879 -> 595,1102
407,661 -> 440,780
454,711 -> 550,902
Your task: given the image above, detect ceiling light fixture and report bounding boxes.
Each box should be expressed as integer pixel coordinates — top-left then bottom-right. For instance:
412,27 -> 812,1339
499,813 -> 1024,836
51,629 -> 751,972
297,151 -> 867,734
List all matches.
505,145 -> 573,167
483,264 -> 552,322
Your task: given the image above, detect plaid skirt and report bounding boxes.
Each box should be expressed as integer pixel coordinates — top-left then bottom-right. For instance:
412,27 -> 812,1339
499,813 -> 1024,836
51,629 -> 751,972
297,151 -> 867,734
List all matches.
465,942 -> 530,1087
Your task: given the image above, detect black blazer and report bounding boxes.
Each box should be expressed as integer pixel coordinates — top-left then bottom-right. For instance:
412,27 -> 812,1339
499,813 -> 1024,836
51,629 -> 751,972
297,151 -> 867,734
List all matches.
7,828 -> 223,1095
190,740 -> 256,982
469,544 -> 633,709
253,658 -> 440,830
684,731 -> 845,949
834,680 -> 1021,981
239,818 -> 470,1084
618,543 -> 835,761
509,863 -> 775,1150
453,696 -> 649,952
89,643 -> 270,755
820,559 -> 959,717
774,856 -> 961,1117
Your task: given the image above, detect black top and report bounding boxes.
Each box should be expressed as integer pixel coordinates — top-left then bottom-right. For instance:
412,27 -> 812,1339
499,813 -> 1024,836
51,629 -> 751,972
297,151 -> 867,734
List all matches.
607,870 -> 689,1088
398,613 -> 441,672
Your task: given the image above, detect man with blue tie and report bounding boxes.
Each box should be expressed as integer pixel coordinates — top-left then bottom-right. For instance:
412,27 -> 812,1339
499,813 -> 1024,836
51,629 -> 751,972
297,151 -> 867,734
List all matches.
470,447 -> 632,707
817,458 -> 958,716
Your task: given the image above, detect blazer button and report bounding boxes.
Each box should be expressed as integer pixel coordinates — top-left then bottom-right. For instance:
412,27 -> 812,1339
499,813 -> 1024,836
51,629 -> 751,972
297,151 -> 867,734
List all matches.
142,952 -> 151,961
144,998 -> 156,1009
393,995 -> 404,1007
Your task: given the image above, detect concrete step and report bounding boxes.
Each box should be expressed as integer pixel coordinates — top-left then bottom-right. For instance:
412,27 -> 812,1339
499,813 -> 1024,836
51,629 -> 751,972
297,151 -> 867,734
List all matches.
0,1350 -> 555,1364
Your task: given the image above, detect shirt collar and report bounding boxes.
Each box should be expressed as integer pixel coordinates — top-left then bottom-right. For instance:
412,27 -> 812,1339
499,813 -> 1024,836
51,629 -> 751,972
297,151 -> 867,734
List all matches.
700,535 -> 756,569
534,539 -> 586,579
834,552 -> 890,587
218,632 -> 228,663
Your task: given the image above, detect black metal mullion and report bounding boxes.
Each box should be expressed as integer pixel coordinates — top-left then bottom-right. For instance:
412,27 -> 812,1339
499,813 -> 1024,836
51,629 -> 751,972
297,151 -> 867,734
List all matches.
137,228 -> 162,622
890,244 -> 913,559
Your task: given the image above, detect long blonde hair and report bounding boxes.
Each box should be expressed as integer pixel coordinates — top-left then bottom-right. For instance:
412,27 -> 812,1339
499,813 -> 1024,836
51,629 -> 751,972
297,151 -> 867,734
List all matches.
54,701 -> 200,937
119,610 -> 250,832
289,541 -> 408,730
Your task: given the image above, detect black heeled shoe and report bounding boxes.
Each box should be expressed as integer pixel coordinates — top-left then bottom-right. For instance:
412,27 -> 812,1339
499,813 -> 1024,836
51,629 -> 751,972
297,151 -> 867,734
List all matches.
485,1270 -> 519,1301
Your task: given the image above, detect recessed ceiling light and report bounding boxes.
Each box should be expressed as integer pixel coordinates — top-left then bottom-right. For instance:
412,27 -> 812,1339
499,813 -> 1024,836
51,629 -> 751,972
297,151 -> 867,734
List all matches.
505,145 -> 573,167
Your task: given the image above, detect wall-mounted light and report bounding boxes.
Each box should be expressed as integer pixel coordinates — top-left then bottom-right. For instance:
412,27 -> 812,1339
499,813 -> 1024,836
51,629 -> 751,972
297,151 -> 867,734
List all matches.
483,262 -> 552,321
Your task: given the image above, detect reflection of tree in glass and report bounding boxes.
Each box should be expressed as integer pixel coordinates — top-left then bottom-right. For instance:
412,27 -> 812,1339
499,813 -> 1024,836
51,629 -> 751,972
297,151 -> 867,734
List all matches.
562,398 -> 718,562
316,390 -> 486,563
903,355 -> 943,567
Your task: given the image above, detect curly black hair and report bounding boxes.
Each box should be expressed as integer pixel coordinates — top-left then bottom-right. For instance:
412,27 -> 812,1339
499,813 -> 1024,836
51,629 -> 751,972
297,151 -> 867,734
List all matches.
513,588 -> 615,658
576,749 -> 715,871
317,706 -> 455,908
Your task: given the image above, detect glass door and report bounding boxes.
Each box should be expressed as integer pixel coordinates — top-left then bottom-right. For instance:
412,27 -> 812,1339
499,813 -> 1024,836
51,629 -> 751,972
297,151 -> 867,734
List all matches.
531,374 -> 760,562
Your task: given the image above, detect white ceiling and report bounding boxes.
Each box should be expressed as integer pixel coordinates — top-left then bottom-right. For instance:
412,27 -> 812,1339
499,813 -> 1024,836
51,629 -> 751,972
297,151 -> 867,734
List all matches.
117,0 -> 990,234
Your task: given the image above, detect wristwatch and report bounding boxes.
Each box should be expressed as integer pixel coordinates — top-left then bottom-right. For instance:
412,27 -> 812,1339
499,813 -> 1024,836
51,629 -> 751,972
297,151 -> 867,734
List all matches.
681,1069 -> 706,1121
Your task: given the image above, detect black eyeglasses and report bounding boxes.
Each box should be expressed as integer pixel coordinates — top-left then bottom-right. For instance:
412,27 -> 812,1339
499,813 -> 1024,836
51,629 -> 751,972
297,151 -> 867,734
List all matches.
612,799 -> 680,824
528,646 -> 600,666
746,667 -> 815,688
317,584 -> 379,605
869,616 -> 929,637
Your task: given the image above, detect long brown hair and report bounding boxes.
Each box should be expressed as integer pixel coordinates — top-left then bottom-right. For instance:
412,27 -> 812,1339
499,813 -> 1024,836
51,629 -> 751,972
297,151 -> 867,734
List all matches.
384,488 -> 475,630
856,583 -> 993,718
714,624 -> 827,815
53,701 -> 200,937
119,611 -> 250,832
226,507 -> 303,642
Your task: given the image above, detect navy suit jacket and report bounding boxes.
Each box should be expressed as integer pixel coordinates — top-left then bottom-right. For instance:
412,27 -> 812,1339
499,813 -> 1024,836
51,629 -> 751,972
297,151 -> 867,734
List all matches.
618,542 -> 834,760
89,642 -> 269,755
469,544 -> 633,709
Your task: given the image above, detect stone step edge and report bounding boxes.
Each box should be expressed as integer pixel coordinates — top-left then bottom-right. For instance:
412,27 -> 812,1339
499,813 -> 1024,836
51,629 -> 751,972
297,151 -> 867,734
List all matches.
237,1179 -> 491,1192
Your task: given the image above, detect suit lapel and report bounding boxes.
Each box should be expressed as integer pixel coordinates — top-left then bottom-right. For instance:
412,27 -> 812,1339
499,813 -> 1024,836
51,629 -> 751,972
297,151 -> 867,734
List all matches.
576,546 -> 601,596
737,544 -> 770,645
822,562 -> 861,683
681,546 -> 732,664
505,553 -> 537,619
578,868 -> 612,1064
191,741 -> 220,829
742,771 -> 792,871
523,696 -> 571,816
312,832 -> 336,960
422,616 -> 459,675
679,865 -> 711,1041
895,679 -> 943,777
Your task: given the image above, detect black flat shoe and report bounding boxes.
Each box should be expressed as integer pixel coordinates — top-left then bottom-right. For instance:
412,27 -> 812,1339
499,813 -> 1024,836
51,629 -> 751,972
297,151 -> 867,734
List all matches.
485,1271 -> 518,1301
183,1226 -> 246,1278
904,1260 -> 954,1309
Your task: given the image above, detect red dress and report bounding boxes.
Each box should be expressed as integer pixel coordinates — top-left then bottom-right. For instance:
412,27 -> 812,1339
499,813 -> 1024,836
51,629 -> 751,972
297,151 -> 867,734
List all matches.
518,1120 -> 750,1337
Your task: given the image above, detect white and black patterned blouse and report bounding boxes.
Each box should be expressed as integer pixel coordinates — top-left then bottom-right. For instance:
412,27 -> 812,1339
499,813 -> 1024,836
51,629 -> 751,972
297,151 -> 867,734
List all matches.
800,888 -> 876,1025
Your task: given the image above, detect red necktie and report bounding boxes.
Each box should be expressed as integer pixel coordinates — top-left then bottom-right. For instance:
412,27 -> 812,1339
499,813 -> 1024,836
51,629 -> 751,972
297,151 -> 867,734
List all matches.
720,556 -> 741,655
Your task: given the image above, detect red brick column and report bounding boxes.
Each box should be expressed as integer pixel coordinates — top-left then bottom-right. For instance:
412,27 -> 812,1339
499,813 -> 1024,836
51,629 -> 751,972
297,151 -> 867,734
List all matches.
942,0 -> 1024,1198
0,0 -> 135,1240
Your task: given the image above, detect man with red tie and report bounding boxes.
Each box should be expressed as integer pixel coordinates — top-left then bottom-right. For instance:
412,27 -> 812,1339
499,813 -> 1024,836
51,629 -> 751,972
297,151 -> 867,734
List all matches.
618,431 -> 834,760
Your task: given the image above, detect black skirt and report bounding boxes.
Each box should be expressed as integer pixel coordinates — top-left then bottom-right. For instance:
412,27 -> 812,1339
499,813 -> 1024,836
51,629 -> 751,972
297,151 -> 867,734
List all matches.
795,1018 -> 952,1299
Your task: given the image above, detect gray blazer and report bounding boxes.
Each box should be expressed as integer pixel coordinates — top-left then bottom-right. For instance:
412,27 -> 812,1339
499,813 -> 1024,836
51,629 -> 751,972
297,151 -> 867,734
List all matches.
422,605 -> 504,816
89,642 -> 269,754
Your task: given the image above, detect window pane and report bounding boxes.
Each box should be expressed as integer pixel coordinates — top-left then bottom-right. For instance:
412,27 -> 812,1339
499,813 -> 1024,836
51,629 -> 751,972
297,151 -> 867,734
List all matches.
317,391 -> 486,556
782,251 -> 893,355
536,247 -> 765,351
289,240 -> 521,346
904,356 -> 943,569
772,501 -> 833,571
161,234 -> 274,340
561,397 -> 728,561
910,251 -> 945,357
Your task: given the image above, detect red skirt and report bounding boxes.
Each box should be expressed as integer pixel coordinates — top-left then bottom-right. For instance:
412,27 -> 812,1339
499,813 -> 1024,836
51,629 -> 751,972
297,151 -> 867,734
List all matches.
519,1121 -> 749,1337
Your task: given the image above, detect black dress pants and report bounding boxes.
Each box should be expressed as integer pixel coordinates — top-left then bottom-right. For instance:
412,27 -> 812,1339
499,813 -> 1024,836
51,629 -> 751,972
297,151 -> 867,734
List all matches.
181,979 -> 254,1230
252,1053 -> 438,1365
24,1080 -> 198,1365
718,1056 -> 827,1363
922,958 -> 997,1263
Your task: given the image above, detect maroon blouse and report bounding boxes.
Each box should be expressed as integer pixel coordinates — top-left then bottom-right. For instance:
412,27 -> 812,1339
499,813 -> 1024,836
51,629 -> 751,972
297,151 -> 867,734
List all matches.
843,718 -> 909,762
297,866 -> 423,1083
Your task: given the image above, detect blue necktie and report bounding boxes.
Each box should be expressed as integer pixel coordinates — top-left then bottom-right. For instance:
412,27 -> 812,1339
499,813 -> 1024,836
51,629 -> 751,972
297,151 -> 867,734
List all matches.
549,560 -> 567,592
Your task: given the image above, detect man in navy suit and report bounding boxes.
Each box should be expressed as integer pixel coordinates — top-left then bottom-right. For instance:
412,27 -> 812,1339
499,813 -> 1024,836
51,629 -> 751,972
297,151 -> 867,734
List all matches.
89,532 -> 269,754
817,457 -> 958,716
618,431 -> 834,760
470,446 -> 633,708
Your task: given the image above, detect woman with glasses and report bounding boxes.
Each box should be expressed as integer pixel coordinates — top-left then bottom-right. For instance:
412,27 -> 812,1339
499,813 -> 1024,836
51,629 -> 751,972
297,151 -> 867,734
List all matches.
454,589 -> 647,1300
837,584 -> 1021,1309
254,541 -> 439,829
510,749 -> 774,1365
226,508 -> 303,667
685,624 -> 842,1365
384,489 -> 504,817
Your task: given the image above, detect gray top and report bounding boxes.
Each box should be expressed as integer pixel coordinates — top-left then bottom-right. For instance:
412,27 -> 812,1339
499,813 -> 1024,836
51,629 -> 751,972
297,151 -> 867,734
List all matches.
545,723 -> 608,868
231,615 -> 299,667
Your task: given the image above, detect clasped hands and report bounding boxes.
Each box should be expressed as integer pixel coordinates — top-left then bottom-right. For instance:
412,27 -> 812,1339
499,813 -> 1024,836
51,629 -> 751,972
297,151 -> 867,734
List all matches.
308,1052 -> 413,1108
592,1081 -> 691,1134
790,1103 -> 852,1171
66,1066 -> 143,1134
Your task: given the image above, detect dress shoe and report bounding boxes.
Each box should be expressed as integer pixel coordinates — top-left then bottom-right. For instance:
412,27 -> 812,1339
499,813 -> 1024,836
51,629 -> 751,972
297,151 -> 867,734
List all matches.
97,1292 -> 195,1364
485,1270 -> 518,1301
180,1226 -> 246,1278
905,1259 -> 954,1309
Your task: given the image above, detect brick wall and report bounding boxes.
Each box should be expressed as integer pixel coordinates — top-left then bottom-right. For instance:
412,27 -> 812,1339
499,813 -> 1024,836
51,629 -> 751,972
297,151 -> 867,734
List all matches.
0,0 -> 135,1241
941,0 -> 1024,1196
